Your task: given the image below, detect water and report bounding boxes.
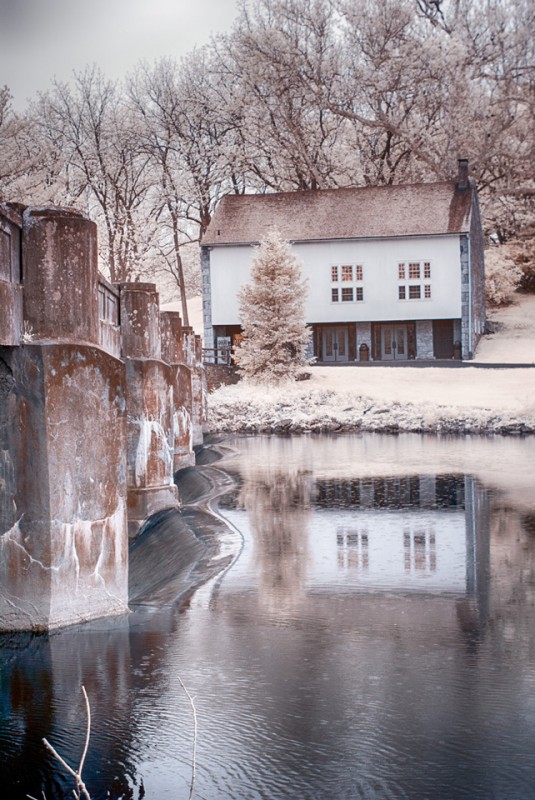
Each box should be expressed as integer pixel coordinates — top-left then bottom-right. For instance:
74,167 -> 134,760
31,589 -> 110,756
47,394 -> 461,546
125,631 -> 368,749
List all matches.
1,433 -> 535,800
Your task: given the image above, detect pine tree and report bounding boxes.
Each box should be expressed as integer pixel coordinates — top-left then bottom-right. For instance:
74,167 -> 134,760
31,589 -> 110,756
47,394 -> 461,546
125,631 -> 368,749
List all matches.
237,229 -> 310,384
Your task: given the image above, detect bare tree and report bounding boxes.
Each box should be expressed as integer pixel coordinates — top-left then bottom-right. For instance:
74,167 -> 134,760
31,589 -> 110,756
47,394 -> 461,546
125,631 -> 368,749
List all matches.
129,54 -> 237,322
0,86 -> 47,200
3,0 -> 534,271
35,67 -> 156,282
213,0 -> 361,192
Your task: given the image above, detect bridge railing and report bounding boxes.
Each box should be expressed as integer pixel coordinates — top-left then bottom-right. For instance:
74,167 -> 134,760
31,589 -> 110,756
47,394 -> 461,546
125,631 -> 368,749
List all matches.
202,346 -> 232,365
0,205 -> 23,346
98,275 -> 121,358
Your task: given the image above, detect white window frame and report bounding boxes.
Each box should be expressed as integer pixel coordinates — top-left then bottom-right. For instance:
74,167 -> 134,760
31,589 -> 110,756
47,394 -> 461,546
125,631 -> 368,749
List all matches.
398,260 -> 432,301
330,263 -> 365,303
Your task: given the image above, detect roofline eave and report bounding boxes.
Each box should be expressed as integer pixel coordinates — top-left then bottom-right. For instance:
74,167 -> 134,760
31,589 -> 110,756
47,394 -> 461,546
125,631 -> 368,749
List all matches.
201,230 -> 470,248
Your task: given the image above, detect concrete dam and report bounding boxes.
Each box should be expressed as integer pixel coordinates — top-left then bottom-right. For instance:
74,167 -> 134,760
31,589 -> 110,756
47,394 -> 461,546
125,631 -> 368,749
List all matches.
0,203 -> 207,631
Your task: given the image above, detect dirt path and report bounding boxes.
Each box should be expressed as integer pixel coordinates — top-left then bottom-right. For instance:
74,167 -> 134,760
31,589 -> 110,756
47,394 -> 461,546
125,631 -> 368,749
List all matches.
475,294 -> 535,364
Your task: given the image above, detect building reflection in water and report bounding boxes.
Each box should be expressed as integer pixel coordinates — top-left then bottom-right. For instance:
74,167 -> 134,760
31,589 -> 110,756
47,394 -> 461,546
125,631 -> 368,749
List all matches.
337,528 -> 369,570
3,430 -> 518,800
220,471 -> 490,635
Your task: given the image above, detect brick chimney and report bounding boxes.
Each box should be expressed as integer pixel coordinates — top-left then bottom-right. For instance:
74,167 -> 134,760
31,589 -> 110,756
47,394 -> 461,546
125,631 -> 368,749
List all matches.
457,158 -> 469,191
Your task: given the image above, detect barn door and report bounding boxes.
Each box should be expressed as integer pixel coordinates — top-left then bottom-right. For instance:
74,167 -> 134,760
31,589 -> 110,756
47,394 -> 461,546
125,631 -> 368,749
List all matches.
433,320 -> 454,359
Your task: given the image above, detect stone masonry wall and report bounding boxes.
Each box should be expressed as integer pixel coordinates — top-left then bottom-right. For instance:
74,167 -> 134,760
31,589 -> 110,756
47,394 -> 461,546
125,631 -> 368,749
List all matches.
415,320 -> 434,359
469,185 -> 486,347
200,246 -> 214,350
460,234 -> 471,358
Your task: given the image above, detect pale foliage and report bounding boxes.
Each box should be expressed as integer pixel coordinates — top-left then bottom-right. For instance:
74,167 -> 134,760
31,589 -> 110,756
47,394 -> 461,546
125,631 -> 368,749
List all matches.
2,0 -> 534,293
237,230 -> 310,383
32,67 -> 157,283
0,86 -> 45,201
207,366 -> 535,434
485,247 -> 523,306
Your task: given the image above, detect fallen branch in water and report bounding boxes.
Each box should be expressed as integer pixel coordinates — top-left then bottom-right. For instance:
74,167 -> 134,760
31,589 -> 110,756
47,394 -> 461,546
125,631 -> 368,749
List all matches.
27,685 -> 92,800
27,677 -> 198,799
177,674 -> 198,800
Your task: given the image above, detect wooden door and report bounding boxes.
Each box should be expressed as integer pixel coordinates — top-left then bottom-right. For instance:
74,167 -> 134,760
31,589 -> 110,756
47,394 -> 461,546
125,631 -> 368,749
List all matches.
433,320 -> 454,359
381,325 -> 408,360
322,327 -> 349,362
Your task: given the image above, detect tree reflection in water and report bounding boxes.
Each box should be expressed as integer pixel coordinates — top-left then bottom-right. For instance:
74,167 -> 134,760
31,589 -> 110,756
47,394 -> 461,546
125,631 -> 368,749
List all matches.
238,468 -> 313,617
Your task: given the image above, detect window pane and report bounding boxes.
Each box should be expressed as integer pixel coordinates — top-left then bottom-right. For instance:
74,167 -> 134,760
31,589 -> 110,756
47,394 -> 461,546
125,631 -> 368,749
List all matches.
424,284 -> 431,299
409,285 -> 421,299
331,265 -> 338,281
356,287 -> 363,301
399,286 -> 406,300
409,263 -> 420,279
0,230 -> 12,281
341,287 -> 353,302
355,265 -> 363,281
424,262 -> 431,278
398,263 -> 405,280
107,294 -> 118,324
331,288 -> 339,302
341,265 -> 353,281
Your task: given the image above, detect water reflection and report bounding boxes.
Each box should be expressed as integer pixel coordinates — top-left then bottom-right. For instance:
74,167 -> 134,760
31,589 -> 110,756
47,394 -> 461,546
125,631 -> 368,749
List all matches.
219,463 -> 490,639
237,469 -> 312,615
1,433 -> 535,800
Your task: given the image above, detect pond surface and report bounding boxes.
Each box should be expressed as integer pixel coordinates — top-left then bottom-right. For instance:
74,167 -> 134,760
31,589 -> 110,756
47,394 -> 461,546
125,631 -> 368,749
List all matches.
1,433 -> 535,800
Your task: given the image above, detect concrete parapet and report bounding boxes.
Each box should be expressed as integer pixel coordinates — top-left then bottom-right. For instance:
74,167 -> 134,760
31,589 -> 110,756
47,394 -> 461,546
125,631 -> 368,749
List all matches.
0,201 -> 207,628
98,276 -> 121,358
0,205 -> 23,346
178,329 -> 206,446
124,358 -> 179,539
22,208 -> 99,344
120,283 -> 161,360
160,310 -> 184,364
191,336 -> 207,446
0,343 -> 129,631
173,364 -> 195,471
160,311 -> 195,471
0,281 -> 23,346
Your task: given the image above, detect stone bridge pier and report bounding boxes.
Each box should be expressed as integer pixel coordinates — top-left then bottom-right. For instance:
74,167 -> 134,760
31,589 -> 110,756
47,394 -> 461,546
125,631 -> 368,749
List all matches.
0,203 -> 206,631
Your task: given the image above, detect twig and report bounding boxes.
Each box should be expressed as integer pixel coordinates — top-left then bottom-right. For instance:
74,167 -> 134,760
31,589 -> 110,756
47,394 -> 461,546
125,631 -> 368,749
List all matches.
41,685 -> 92,800
177,675 -> 198,800
78,687 -> 91,781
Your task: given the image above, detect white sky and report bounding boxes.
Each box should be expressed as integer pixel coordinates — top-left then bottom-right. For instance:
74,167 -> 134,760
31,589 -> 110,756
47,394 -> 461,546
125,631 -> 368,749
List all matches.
0,0 -> 240,109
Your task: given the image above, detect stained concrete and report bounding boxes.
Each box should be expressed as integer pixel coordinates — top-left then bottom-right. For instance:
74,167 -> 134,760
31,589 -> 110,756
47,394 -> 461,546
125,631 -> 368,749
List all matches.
0,203 -> 207,631
0,344 -> 129,630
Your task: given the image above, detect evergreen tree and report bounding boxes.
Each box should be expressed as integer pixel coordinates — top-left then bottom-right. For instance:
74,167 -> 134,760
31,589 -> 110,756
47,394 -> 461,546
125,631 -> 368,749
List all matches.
237,229 -> 310,383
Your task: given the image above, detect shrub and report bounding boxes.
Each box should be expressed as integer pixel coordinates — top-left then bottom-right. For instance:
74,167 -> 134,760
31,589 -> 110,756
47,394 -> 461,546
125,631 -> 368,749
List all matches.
485,247 -> 523,307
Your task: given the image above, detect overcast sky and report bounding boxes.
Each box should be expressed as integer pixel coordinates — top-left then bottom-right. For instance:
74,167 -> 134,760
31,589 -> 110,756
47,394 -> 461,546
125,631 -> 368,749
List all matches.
0,0 -> 240,109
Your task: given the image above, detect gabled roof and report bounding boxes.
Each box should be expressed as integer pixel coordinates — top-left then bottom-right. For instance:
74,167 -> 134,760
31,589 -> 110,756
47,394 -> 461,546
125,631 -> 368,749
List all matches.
202,181 -> 474,246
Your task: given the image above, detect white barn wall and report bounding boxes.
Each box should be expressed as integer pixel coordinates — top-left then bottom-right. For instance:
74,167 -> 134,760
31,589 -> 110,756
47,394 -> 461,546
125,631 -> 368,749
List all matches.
209,245 -> 252,326
208,234 -> 462,326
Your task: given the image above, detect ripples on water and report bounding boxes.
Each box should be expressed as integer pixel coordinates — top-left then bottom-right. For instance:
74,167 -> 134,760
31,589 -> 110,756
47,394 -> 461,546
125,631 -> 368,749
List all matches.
1,433 -> 535,799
